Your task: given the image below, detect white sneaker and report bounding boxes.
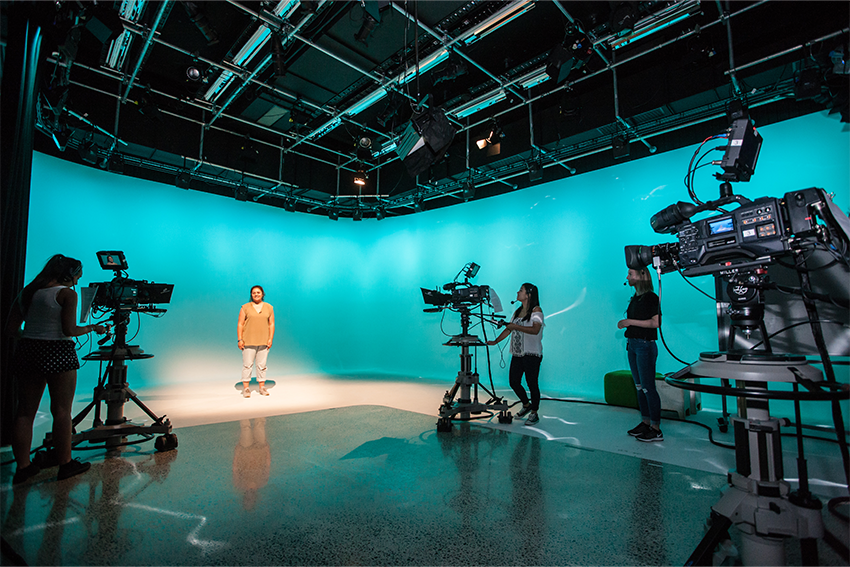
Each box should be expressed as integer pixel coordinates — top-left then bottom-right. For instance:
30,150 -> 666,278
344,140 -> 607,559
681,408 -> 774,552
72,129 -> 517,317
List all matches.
242,388 -> 251,398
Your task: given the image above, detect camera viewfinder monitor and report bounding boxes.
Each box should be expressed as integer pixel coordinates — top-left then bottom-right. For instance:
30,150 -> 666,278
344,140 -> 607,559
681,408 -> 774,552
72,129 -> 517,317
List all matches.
97,250 -> 128,271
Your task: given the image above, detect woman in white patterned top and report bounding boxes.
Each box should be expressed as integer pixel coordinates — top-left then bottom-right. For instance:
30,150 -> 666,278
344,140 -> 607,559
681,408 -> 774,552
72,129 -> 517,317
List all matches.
487,283 -> 544,425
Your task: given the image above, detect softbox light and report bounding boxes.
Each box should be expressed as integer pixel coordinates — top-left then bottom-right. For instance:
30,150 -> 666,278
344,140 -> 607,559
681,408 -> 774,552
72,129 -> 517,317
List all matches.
546,45 -> 576,85
85,6 -> 125,44
396,108 -> 457,178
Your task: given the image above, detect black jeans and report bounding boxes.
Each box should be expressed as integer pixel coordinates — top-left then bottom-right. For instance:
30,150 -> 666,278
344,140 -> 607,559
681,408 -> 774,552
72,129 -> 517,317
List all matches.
509,355 -> 542,411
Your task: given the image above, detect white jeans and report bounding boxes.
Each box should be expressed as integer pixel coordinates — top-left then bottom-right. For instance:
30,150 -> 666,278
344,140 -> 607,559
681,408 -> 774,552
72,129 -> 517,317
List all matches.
241,345 -> 268,383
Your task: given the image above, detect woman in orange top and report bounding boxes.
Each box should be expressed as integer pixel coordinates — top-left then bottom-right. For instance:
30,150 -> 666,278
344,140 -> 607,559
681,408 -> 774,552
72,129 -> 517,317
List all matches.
237,285 -> 275,398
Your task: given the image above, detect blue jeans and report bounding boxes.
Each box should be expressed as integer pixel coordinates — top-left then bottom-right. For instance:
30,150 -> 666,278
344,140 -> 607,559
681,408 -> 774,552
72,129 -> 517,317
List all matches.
627,338 -> 661,426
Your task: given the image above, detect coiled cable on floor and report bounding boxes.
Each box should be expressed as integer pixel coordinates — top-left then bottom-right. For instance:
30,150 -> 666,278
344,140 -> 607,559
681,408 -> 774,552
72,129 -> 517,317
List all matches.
538,396 -> 737,449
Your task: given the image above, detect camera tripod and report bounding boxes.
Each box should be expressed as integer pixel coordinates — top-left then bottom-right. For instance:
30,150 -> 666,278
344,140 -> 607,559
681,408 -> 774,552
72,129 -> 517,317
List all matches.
436,305 -> 511,432
44,307 -> 177,453
667,264 -> 847,566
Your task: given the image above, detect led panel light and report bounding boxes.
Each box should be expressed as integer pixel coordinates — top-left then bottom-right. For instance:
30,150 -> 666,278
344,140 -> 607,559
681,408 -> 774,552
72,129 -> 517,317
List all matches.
373,140 -> 398,157
609,0 -> 700,50
304,117 -> 342,140
520,68 -> 550,89
205,0 -> 303,102
346,88 -> 388,117
399,49 -> 449,85
451,91 -> 506,119
463,0 -> 534,45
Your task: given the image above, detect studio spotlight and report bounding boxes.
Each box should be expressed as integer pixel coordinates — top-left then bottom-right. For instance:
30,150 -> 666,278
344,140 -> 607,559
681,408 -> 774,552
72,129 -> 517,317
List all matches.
794,68 -> 822,100
355,14 -> 378,46
396,106 -> 457,178
186,66 -> 201,81
610,2 -> 638,34
107,155 -> 124,174
433,53 -> 468,86
528,161 -> 543,182
613,136 -> 630,160
375,206 -> 386,220
413,196 -> 424,213
463,180 -> 476,202
546,27 -> 593,85
175,171 -> 192,189
272,33 -> 286,77
352,208 -> 363,221
78,142 -> 98,164
377,90 -> 403,128
52,127 -> 72,151
355,1 -> 390,46
182,1 -> 219,45
356,136 -> 372,160
283,198 -> 296,212
235,186 -> 249,201
354,169 -> 367,186
328,208 -> 340,221
476,121 -> 502,155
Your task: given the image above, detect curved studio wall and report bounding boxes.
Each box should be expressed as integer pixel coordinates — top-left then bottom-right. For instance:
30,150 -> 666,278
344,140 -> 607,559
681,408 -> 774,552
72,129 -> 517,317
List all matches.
26,111 -> 849,414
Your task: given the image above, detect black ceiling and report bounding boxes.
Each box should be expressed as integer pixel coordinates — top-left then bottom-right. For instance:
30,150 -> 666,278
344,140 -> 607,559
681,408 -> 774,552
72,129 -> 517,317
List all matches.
9,0 -> 850,219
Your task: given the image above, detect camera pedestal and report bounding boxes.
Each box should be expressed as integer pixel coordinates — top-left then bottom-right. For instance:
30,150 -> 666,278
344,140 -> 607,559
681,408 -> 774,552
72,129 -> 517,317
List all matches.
436,309 -> 511,432
44,310 -> 177,454
668,354 -> 843,566
70,347 -> 176,452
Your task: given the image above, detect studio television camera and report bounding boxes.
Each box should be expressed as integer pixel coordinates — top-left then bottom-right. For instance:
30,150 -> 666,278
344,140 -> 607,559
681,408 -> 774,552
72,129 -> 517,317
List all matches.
85,250 -> 174,314
625,186 -> 849,278
421,262 -> 511,431
69,250 -> 178,454
623,110 -> 849,567
421,262 -> 495,310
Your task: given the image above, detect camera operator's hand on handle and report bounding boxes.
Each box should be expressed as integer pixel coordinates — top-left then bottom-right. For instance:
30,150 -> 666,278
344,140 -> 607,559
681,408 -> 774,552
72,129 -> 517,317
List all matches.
89,324 -> 108,335
488,324 -> 512,346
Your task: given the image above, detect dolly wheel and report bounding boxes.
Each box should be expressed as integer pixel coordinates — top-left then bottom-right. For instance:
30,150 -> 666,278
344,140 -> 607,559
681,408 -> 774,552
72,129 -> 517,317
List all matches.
155,433 -> 178,452
436,417 -> 453,433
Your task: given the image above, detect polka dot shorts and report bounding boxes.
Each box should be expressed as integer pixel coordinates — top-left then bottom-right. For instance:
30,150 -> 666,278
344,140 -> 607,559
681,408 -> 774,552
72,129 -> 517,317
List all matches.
12,338 -> 80,376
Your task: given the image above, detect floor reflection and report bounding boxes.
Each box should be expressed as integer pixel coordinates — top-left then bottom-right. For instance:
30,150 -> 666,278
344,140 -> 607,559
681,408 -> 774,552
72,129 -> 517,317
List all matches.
234,418 -> 271,511
1,404 -> 844,566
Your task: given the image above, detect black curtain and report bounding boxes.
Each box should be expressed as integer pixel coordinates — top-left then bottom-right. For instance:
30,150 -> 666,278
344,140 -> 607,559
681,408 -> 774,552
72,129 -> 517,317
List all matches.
1,4 -> 45,446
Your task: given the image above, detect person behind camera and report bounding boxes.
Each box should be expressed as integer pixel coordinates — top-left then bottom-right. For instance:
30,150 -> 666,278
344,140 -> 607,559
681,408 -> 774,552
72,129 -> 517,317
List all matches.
617,266 -> 663,442
4,254 -> 107,483
487,283 -> 544,425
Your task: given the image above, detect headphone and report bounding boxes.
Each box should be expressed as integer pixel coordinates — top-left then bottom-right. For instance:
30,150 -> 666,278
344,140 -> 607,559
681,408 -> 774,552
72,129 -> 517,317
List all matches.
57,255 -> 81,280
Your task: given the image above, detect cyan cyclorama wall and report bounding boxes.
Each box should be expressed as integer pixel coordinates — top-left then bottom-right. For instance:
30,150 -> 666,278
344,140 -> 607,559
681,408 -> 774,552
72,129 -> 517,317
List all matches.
27,112 -> 848,420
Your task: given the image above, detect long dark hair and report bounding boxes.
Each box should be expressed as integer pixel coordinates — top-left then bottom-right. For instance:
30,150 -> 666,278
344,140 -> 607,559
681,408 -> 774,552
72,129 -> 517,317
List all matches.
513,282 -> 540,322
19,254 -> 82,313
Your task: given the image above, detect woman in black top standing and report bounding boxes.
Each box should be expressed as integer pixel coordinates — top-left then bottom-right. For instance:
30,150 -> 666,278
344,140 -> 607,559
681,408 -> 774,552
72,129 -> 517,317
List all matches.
617,267 -> 662,442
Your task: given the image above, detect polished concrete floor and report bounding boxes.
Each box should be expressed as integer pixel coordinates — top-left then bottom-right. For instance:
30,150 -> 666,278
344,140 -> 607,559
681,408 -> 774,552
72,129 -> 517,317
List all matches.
1,374 -> 848,566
